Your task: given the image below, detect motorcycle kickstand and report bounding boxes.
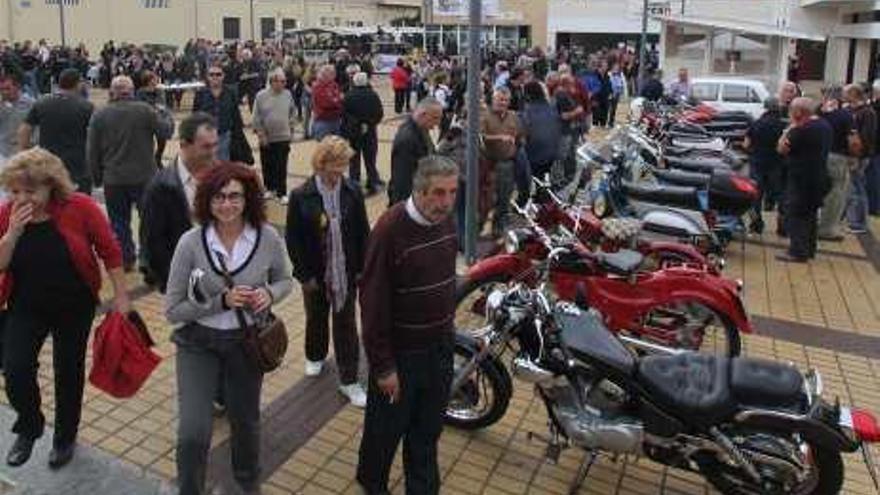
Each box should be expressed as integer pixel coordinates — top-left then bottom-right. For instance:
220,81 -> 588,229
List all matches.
568,450 -> 598,495
527,428 -> 565,464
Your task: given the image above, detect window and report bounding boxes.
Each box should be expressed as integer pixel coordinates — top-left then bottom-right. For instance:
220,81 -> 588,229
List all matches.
141,0 -> 169,7
260,17 -> 275,40
722,84 -> 760,103
320,17 -> 341,27
282,18 -> 297,32
45,0 -> 80,4
691,83 -> 719,102
223,17 -> 241,40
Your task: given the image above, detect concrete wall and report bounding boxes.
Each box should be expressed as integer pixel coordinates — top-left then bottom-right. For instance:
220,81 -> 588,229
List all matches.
547,0 -> 661,49
431,0 -> 548,49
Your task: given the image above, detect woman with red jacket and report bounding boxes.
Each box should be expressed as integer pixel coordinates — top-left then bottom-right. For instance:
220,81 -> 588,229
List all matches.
390,58 -> 411,115
0,148 -> 131,469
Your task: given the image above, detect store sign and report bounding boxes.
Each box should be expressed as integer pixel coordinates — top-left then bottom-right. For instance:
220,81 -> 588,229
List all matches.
433,0 -> 500,18
647,1 -> 671,16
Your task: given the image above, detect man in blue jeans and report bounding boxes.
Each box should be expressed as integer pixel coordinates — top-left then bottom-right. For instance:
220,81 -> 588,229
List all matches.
844,84 -> 877,234
88,75 -> 173,271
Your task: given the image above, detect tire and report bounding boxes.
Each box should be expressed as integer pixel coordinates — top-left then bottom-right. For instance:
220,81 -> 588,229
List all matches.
443,334 -> 512,430
700,443 -> 843,495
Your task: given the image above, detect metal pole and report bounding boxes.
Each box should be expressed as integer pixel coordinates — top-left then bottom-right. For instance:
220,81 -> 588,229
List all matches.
464,0 -> 481,264
250,0 -> 255,41
637,0 -> 648,93
194,0 -> 199,39
59,0 -> 66,47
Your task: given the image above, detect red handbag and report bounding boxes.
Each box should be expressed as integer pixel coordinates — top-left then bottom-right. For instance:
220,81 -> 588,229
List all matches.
89,311 -> 161,398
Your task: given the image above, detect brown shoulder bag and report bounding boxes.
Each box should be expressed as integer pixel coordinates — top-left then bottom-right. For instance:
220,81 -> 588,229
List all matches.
214,250 -> 288,373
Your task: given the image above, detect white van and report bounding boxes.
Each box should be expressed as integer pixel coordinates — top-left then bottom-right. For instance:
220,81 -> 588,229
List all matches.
689,77 -> 770,120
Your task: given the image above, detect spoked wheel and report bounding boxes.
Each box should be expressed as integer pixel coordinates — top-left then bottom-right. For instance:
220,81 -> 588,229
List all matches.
454,275 -> 511,337
444,336 -> 512,430
698,439 -> 843,495
635,300 -> 742,357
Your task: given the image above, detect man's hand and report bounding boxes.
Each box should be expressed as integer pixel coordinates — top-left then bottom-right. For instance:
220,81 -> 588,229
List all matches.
113,292 -> 132,315
377,372 -> 400,404
777,134 -> 791,156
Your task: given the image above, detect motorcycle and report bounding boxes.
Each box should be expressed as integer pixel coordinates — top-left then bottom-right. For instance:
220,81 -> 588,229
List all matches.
454,205 -> 752,406
527,178 -> 721,271
447,278 -> 880,495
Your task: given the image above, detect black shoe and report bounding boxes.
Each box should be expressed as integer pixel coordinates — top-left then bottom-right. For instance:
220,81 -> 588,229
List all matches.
48,443 -> 75,469
6,436 -> 35,467
775,252 -> 808,263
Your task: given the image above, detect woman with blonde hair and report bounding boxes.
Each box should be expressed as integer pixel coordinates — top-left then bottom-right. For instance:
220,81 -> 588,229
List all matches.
0,148 -> 130,469
286,136 -> 370,407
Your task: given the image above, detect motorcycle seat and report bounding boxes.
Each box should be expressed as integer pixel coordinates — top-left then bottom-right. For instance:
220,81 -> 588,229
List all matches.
558,307 -> 636,376
730,358 -> 804,408
621,182 -> 703,210
651,168 -> 712,188
638,353 -> 737,424
595,249 -> 644,275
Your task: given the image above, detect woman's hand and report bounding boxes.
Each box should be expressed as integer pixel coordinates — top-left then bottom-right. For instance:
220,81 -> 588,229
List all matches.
248,287 -> 273,313
224,285 -> 253,309
113,292 -> 132,315
8,202 -> 34,239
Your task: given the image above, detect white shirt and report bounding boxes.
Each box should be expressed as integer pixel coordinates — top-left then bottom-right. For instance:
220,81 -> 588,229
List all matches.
406,197 -> 434,227
176,157 -> 197,210
198,224 -> 258,330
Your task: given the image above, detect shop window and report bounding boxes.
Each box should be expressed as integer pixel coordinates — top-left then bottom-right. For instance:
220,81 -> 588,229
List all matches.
223,17 -> 241,40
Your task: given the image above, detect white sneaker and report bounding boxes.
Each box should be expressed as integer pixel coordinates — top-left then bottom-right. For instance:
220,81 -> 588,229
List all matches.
304,359 -> 324,377
279,195 -> 289,206
339,383 -> 367,408
263,191 -> 274,201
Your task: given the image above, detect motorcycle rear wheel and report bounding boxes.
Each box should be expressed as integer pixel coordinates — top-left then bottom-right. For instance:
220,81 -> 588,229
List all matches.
698,442 -> 843,495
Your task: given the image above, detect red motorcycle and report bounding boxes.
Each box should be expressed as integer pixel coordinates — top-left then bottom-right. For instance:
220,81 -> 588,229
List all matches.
528,180 -> 723,272
456,205 -> 752,357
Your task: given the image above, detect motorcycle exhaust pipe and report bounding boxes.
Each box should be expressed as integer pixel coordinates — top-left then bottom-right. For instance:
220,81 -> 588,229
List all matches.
617,335 -> 685,356
511,356 -> 556,385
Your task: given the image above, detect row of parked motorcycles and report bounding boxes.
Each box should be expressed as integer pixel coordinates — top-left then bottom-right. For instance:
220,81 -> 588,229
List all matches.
442,100 -> 880,494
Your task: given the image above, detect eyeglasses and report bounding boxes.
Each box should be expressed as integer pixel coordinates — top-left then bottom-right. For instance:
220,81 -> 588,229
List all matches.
211,191 -> 245,204
208,72 -> 223,77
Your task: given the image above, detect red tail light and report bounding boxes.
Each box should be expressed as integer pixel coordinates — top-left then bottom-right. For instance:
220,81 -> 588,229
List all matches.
730,176 -> 760,200
852,409 -> 880,442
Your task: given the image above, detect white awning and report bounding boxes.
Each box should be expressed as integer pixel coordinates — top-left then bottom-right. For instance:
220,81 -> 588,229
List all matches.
654,14 -> 828,42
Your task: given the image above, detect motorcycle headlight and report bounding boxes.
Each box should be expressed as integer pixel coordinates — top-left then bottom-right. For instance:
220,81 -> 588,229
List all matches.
593,194 -> 609,218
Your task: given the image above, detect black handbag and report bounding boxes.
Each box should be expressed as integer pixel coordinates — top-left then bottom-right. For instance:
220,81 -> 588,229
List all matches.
214,251 -> 287,373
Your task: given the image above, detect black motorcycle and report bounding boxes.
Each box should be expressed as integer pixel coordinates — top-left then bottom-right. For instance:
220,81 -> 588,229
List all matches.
445,272 -> 880,494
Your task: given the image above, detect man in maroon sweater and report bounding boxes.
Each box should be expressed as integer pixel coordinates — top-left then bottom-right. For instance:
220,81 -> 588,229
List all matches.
357,155 -> 459,494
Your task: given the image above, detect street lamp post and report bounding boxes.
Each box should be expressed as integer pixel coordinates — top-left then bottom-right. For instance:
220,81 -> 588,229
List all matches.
637,0 -> 648,93
464,0 -> 481,263
58,0 -> 67,47
250,0 -> 255,41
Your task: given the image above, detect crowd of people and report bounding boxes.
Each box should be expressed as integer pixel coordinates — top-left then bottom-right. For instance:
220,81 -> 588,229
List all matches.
0,34 -> 878,495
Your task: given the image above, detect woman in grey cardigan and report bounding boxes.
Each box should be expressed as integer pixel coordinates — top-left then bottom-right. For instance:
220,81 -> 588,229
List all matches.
165,163 -> 293,495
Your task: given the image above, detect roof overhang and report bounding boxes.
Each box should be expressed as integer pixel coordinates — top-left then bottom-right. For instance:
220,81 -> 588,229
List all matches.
654,14 -> 828,42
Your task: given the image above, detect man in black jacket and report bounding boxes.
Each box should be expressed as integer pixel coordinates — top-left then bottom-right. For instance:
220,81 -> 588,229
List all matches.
343,72 -> 385,195
286,136 -> 370,407
388,97 -> 443,206
141,112 -> 218,292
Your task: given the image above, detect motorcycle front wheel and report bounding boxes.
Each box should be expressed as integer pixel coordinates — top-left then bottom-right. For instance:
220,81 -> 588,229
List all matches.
444,334 -> 512,430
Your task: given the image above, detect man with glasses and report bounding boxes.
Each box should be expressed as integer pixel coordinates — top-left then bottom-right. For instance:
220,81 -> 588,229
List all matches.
193,63 -> 244,161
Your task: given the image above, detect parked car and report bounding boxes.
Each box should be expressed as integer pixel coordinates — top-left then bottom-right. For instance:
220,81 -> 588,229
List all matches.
689,77 -> 770,120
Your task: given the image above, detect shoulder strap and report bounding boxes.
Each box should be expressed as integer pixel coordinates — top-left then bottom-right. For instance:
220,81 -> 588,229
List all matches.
212,248 -> 250,330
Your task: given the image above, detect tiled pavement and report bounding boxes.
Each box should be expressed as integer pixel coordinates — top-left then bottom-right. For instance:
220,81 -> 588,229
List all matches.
0,85 -> 879,494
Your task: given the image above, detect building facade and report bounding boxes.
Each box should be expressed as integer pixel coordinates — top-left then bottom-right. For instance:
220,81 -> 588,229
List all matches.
656,0 -> 880,90
547,0 -> 661,53
0,0 -> 546,57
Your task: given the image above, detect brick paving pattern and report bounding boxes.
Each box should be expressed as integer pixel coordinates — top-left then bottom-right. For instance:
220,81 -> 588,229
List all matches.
0,84 -> 878,494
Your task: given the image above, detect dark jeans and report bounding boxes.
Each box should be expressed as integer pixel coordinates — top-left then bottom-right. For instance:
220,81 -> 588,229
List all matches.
786,194 -> 819,259
303,286 -> 360,385
514,147 -> 532,205
357,338 -> 453,495
260,141 -> 291,198
867,154 -> 880,215
174,325 -> 263,495
348,127 -> 381,187
3,304 -> 95,447
394,89 -> 408,114
105,183 -> 146,266
608,96 -> 620,127
593,99 -> 609,127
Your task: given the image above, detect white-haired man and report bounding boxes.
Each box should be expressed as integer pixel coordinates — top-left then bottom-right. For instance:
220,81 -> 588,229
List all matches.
88,75 -> 174,271
342,72 -> 385,195
253,68 -> 296,204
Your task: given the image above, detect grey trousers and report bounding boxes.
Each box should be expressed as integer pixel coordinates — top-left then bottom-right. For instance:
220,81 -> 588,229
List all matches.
174,324 -> 263,495
818,153 -> 851,237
